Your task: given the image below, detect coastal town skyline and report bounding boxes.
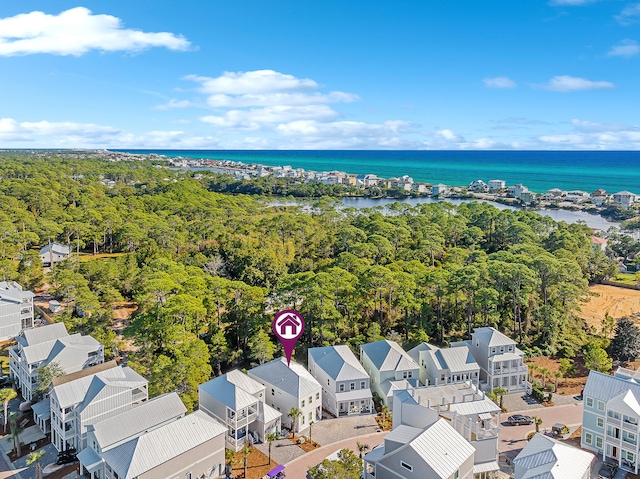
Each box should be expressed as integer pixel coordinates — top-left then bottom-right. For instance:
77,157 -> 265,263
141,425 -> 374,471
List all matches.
2,1 -> 640,150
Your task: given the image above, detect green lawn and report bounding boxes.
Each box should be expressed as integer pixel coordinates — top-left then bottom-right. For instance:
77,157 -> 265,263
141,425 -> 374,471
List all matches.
76,252 -> 128,262
614,272 -> 639,285
0,343 -> 11,375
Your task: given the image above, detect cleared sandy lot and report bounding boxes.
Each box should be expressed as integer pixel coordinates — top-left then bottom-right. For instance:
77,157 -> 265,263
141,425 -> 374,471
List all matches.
580,284 -> 640,328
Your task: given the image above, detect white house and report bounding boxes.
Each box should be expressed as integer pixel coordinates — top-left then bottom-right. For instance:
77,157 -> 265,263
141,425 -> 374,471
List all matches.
488,180 -> 506,192
39,242 -> 71,266
565,190 -> 590,203
432,184 -> 450,196
613,191 -> 638,209
9,322 -> 104,401
198,370 -> 282,451
360,340 -> 419,409
308,345 -> 373,417
248,357 -> 322,434
0,281 -> 34,341
80,409 -> 226,479
407,342 -> 480,387
469,180 -> 488,193
393,382 -> 501,478
363,419 -> 475,479
48,362 -> 148,452
452,327 -> 528,393
514,433 -> 595,479
507,184 -> 529,199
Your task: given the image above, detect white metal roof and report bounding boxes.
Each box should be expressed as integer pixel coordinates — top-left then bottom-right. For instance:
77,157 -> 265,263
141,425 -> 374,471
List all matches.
102,410 -> 226,479
361,340 -> 418,372
226,369 -> 265,396
449,397 -> 501,416
335,388 -> 373,402
199,373 -> 260,410
407,342 -> 438,364
380,379 -> 414,397
32,400 -> 50,421
513,433 -> 594,479
77,446 -> 103,473
309,345 -> 369,382
472,461 -> 500,473
437,346 -> 479,373
472,327 -> 517,347
20,322 -> 68,347
40,242 -> 71,256
607,389 -> 640,417
92,392 -> 186,450
259,403 -> 282,424
248,357 -> 321,399
583,370 -> 640,404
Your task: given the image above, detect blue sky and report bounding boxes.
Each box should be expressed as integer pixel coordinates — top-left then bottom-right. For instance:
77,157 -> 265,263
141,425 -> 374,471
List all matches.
1,1 -> 640,149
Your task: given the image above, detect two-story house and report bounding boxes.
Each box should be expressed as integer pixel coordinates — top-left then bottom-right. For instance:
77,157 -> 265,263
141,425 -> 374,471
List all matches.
39,242 -> 71,266
613,191 -> 638,209
49,362 -> 148,452
453,327 -> 528,393
393,382 -> 501,479
198,370 -> 282,451
0,281 -> 34,341
79,408 -> 226,479
360,340 -> 419,410
9,322 -> 104,401
514,433 -> 595,479
363,419 -> 475,479
407,342 -> 480,387
248,357 -> 322,435
308,345 -> 373,417
582,368 -> 640,474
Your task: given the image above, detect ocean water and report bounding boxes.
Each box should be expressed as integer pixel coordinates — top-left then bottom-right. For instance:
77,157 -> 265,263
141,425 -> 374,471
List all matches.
115,150 -> 640,193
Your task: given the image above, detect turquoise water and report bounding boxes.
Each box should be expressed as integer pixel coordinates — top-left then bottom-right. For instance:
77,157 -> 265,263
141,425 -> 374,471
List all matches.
114,150 -> 640,193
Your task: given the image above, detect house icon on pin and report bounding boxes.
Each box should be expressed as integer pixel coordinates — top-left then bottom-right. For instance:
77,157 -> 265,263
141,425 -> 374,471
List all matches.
277,314 -> 299,337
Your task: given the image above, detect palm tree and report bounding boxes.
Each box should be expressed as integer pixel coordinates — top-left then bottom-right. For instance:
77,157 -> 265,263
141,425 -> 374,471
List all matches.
27,450 -> 45,479
533,416 -> 542,433
493,387 -> 508,410
287,407 -> 301,439
9,413 -> 23,457
0,388 -> 17,433
357,441 -> 370,459
528,364 -> 539,382
241,441 -> 252,478
540,368 -> 550,387
265,432 -> 278,465
308,421 -> 315,445
553,370 -> 562,391
225,449 -> 236,476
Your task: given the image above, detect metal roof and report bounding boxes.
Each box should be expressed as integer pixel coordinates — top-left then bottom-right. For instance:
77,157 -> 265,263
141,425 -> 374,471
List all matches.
308,345 -> 368,381
360,340 -> 419,372
513,433 -> 595,479
259,403 -> 282,424
92,392 -> 186,450
248,357 -> 321,399
472,327 -> 517,347
52,366 -> 146,408
22,333 -> 101,370
335,388 -> 373,402
53,360 -> 118,387
31,400 -> 50,421
583,370 -> 640,404
380,379 -> 414,397
199,373 -> 260,410
607,389 -> 640,417
407,342 -> 438,364
102,410 -> 226,479
77,446 -> 103,473
448,397 -> 501,416
21,322 -> 68,347
472,461 -> 500,473
226,369 -> 265,396
435,346 -> 479,373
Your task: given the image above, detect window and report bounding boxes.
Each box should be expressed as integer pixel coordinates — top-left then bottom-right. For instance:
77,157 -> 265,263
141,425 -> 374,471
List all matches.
301,415 -> 305,425
624,415 -> 638,425
596,436 -> 603,448
327,379 -> 330,386
271,389 -> 275,396
454,471 -> 459,479
402,371 -> 412,379
309,396 -> 312,404
186,474 -> 192,479
597,417 -> 604,428
586,397 -> 594,408
585,432 -> 593,445
360,381 -> 366,389
309,412 -> 312,421
316,392 -> 319,400
626,451 -> 635,462
301,400 -> 305,407
350,383 -> 355,391
597,400 -> 605,411
400,461 -> 413,472
339,384 -> 345,392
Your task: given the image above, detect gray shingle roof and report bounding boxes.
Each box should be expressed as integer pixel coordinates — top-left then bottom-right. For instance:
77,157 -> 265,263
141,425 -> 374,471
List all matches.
361,340 -> 418,372
248,357 -> 321,398
92,392 -> 186,450
309,345 -> 368,381
101,410 -> 226,479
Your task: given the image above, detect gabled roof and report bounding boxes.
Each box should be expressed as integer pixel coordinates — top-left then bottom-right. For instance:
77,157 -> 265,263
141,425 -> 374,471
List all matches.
226,369 -> 265,396
19,322 -> 68,347
52,366 -> 146,409
101,410 -> 226,479
437,346 -> 479,373
384,421 -> 475,479
513,433 -> 594,479
0,281 -> 34,302
22,333 -> 101,371
607,389 -> 640,417
309,345 -> 368,381
472,327 -> 517,347
583,370 -> 640,404
199,372 -> 261,410
380,379 -> 415,397
614,191 -> 637,196
92,393 -> 186,451
53,360 -> 118,387
40,242 -> 70,255
249,357 -> 321,398
407,342 -> 438,363
360,340 -> 418,372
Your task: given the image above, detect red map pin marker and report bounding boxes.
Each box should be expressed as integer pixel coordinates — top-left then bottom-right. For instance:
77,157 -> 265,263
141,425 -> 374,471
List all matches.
272,310 -> 305,367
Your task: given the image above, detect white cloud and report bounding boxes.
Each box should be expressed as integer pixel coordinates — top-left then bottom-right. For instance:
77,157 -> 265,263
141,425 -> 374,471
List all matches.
616,3 -> 640,24
156,99 -> 193,110
549,0 -> 599,5
607,39 -> 640,57
539,75 -> 615,91
200,105 -> 339,130
538,119 -> 640,149
0,117 -> 121,142
0,7 -> 190,56
483,76 -> 517,89
435,129 -> 463,142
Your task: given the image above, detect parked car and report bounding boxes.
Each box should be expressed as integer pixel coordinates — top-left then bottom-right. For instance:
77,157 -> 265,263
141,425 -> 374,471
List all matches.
598,462 -> 617,479
56,448 -> 77,465
508,414 -> 533,425
0,375 -> 11,387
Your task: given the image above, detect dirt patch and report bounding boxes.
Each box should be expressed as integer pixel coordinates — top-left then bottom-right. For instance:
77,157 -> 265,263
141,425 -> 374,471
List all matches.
527,356 -> 588,396
562,426 -> 582,448
231,446 -> 279,479
580,284 -> 640,330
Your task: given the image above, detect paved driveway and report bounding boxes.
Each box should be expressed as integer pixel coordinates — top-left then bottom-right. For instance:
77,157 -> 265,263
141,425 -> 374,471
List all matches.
310,414 -> 379,446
